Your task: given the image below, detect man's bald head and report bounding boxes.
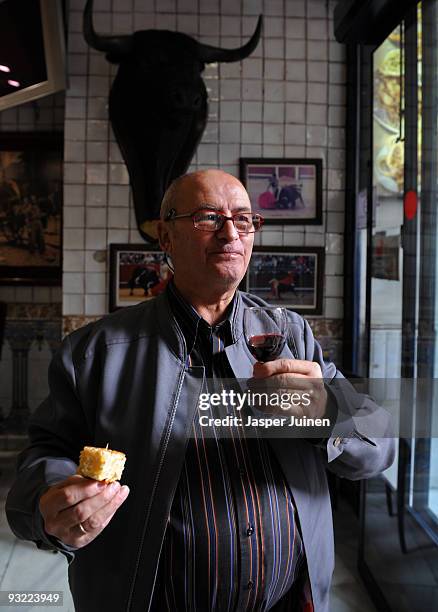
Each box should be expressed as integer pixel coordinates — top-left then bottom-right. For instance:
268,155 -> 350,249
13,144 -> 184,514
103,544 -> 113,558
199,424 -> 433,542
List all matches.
160,170 -> 249,220
157,168 -> 254,301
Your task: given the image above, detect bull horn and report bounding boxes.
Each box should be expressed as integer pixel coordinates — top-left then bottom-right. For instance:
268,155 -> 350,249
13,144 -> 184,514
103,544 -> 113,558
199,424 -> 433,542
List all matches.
83,0 -> 133,57
197,15 -> 262,63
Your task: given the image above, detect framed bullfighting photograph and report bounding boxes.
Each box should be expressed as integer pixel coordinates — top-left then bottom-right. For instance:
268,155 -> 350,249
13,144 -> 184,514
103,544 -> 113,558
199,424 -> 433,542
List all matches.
240,158 -> 322,225
0,133 -> 63,285
109,244 -> 173,311
243,246 -> 324,315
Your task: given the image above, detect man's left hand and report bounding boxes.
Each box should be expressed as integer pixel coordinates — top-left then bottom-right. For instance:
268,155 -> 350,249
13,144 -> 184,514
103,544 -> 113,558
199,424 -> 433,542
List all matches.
251,359 -> 328,419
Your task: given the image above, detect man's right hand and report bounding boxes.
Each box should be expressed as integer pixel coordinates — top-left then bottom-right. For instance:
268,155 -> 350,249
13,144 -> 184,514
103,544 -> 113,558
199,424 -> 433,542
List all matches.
39,474 -> 130,548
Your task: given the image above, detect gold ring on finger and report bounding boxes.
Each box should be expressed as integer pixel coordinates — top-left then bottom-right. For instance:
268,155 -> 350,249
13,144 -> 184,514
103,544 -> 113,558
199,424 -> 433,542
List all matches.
78,522 -> 88,535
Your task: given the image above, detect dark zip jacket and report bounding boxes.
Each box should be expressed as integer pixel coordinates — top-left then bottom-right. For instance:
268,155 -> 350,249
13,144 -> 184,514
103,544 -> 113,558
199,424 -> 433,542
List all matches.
6,290 -> 395,612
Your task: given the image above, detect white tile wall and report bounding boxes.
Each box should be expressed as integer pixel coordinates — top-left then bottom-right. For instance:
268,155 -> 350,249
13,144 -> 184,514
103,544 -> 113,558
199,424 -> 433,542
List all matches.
85,293 -> 106,315
63,293 -> 85,314
325,297 -> 344,318
0,93 -> 64,133
58,0 -> 347,319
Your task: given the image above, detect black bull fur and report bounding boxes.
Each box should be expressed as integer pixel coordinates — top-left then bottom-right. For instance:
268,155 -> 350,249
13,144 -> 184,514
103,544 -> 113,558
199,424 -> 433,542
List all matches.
83,0 -> 262,242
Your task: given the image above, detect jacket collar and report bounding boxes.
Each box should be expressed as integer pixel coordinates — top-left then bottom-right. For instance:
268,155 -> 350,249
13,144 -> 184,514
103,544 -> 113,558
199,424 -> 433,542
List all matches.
153,291 -> 187,362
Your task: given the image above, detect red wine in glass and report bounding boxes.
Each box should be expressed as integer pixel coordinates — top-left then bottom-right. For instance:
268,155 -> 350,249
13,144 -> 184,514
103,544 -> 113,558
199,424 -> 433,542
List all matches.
244,307 -> 288,362
248,333 -> 286,362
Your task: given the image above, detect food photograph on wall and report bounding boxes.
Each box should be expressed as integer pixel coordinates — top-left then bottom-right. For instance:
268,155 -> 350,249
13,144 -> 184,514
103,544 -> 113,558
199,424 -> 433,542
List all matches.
373,24 -> 405,199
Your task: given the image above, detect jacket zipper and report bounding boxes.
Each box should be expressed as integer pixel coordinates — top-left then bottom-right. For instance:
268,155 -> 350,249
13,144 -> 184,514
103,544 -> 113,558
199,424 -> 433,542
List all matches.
126,363 -> 186,611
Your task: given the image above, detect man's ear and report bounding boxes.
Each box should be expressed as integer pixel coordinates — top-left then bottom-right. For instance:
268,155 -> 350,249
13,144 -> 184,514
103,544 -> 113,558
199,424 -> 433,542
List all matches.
157,220 -> 172,255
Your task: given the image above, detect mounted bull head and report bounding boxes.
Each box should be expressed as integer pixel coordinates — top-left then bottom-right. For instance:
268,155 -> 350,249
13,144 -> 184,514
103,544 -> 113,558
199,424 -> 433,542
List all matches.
83,0 -> 262,242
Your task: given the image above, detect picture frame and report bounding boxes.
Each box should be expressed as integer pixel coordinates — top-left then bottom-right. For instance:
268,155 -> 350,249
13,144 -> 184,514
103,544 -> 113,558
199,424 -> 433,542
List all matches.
0,0 -> 66,112
0,132 -> 63,285
240,158 -> 323,225
243,246 -> 325,315
109,243 -> 173,312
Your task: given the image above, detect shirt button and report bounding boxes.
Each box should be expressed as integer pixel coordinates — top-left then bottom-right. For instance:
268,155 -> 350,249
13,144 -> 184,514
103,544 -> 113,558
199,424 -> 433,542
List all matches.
246,525 -> 254,536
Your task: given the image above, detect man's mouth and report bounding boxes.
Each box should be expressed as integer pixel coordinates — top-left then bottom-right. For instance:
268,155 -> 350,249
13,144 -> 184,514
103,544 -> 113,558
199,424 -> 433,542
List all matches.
209,251 -> 243,258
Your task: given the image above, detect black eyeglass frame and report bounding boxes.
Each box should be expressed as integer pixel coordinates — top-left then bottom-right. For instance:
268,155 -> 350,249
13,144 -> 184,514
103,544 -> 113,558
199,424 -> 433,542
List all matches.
164,207 -> 264,234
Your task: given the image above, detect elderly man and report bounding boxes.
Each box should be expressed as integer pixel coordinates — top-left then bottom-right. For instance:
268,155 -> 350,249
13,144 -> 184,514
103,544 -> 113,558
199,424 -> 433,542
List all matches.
6,170 -> 394,612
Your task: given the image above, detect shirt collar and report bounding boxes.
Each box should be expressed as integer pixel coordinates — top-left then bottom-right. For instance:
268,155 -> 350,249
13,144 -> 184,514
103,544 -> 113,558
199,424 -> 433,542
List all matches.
166,280 -> 239,354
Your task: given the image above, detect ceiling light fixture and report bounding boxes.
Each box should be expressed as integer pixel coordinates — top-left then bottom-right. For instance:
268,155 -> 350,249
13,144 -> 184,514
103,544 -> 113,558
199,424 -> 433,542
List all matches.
0,65 -> 11,72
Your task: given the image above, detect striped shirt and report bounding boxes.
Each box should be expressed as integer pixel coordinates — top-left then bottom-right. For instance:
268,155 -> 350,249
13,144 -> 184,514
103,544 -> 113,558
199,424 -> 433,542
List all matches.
150,282 -> 313,611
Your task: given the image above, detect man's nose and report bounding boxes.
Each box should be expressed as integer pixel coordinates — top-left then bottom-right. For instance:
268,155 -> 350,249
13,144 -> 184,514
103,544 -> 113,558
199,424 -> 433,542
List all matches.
216,218 -> 240,241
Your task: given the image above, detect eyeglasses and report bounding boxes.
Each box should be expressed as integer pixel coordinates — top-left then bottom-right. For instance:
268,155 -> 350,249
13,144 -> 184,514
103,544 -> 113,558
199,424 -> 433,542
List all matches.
164,208 -> 264,234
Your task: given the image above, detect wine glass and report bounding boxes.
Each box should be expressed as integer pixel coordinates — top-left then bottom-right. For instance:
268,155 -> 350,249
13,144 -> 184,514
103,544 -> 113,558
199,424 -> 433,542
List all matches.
244,307 -> 288,362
